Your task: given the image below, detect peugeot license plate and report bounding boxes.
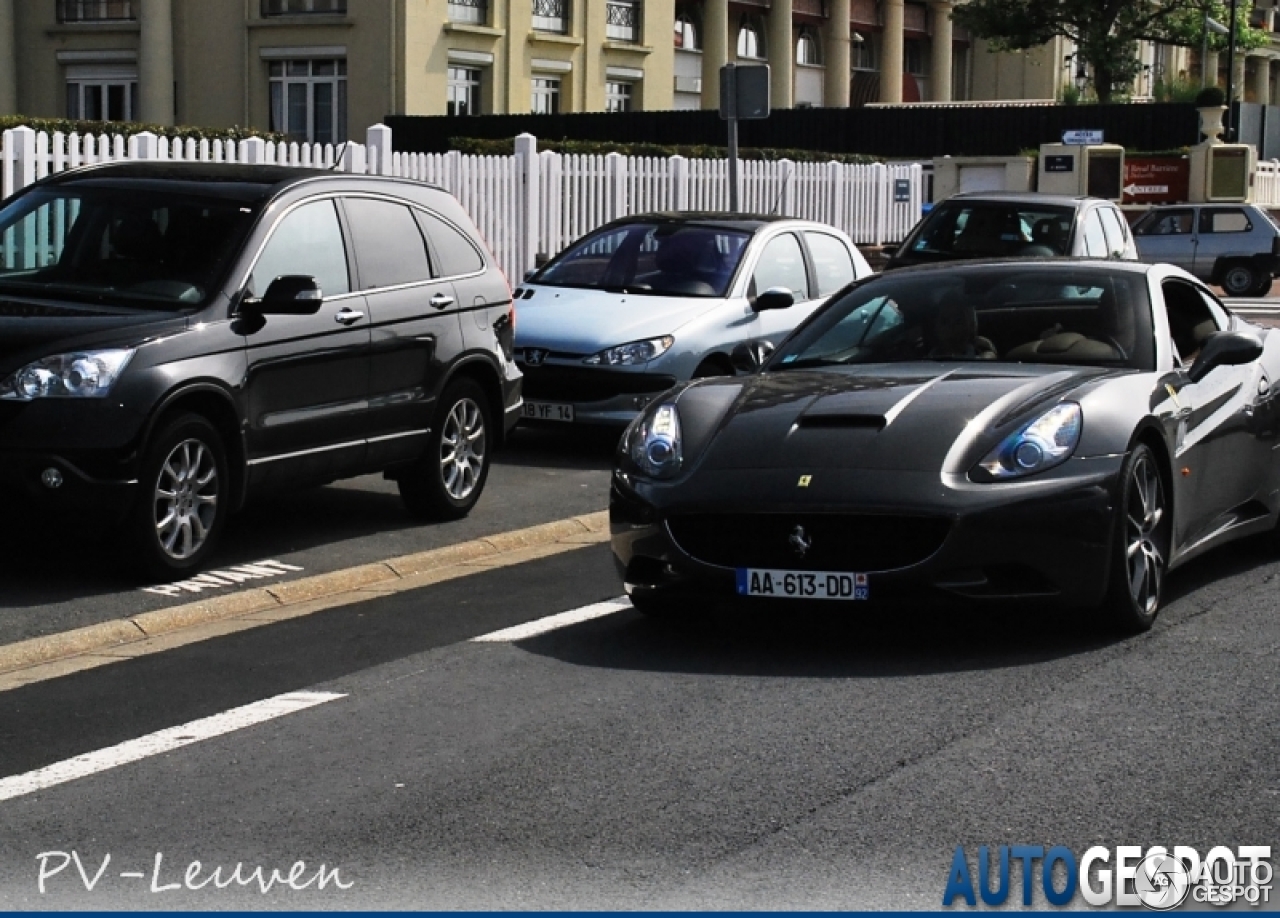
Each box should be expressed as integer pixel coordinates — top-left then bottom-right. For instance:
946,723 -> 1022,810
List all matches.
522,400 -> 575,422
736,569 -> 868,600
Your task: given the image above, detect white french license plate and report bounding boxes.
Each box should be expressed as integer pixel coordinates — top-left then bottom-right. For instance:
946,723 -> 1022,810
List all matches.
522,400 -> 575,422
735,568 -> 869,601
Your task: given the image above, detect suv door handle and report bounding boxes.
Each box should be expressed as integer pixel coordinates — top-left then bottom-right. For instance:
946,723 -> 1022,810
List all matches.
430,293 -> 455,310
334,307 -> 365,326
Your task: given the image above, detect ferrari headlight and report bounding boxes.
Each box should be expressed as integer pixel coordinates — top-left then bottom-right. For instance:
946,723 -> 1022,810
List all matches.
975,402 -> 1082,480
624,402 -> 683,479
584,336 -> 674,366
0,349 -> 134,401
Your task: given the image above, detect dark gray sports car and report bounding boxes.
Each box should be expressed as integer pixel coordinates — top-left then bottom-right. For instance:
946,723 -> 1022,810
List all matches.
610,259 -> 1280,632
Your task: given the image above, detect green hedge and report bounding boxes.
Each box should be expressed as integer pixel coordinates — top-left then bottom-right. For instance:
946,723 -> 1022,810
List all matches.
0,115 -> 284,143
450,136 -> 879,164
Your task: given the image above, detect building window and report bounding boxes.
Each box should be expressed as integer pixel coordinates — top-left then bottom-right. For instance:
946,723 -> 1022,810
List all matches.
269,59 -> 347,144
737,19 -> 764,60
796,29 -> 820,66
56,0 -> 134,22
851,32 -> 876,70
66,67 -> 137,121
532,0 -> 569,33
447,0 -> 487,24
674,7 -> 699,50
606,0 -> 640,42
262,0 -> 346,14
904,39 -> 926,75
448,66 -> 482,115
531,77 -> 561,114
606,81 -> 633,112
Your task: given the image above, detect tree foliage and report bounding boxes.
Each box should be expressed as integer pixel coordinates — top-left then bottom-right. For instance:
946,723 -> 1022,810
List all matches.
952,0 -> 1267,103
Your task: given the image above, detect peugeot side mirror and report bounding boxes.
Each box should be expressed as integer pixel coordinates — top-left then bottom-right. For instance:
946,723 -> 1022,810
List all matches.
1187,330 -> 1263,383
257,275 -> 323,315
731,340 -> 776,373
751,286 -> 795,312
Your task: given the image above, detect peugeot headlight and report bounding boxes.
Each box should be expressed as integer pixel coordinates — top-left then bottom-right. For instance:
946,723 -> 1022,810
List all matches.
624,402 -> 683,479
584,336 -> 674,367
0,349 -> 135,401
975,402 -> 1082,480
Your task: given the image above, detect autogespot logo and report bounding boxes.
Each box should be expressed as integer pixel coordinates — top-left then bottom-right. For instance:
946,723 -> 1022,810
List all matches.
942,844 -> 1273,909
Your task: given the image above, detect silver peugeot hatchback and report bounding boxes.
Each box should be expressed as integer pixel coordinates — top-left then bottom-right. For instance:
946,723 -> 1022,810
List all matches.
513,212 -> 872,427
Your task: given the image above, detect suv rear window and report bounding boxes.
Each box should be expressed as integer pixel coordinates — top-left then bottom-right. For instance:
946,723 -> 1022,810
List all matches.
905,201 -> 1076,260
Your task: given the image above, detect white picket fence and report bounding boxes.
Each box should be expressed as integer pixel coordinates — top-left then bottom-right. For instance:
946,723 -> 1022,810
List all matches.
1255,160 -> 1280,206
1,122 -> 923,283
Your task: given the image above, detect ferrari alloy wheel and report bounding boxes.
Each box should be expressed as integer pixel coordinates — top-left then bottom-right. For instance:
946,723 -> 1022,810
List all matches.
399,378 -> 492,520
127,413 -> 228,580
1221,263 -> 1261,298
1103,443 -> 1169,633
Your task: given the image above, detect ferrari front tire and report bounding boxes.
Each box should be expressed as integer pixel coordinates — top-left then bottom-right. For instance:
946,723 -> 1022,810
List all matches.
1101,443 -> 1170,633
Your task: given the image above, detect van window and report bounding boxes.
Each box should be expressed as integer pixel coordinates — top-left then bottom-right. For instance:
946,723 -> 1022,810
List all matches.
415,210 -> 484,277
344,198 -> 432,289
251,199 -> 349,298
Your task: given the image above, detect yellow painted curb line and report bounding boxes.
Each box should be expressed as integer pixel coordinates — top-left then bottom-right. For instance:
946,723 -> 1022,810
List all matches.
0,511 -> 609,686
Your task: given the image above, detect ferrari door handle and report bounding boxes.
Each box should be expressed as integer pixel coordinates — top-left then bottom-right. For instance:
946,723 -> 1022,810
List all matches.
334,307 -> 365,326
430,293 -> 455,310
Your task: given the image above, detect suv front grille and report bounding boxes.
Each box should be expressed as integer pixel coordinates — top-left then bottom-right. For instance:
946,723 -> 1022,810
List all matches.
667,512 -> 951,573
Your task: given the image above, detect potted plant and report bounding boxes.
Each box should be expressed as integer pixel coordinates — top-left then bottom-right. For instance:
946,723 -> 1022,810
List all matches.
1195,85 -> 1227,143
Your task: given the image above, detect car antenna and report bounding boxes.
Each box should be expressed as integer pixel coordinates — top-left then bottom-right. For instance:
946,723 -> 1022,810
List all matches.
769,161 -> 795,215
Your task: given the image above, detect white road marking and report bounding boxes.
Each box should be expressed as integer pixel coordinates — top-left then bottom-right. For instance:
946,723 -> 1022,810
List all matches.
471,597 -> 631,642
0,691 -> 345,804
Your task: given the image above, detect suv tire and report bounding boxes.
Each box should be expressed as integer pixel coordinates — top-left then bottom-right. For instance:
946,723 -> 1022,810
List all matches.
126,413 -> 229,581
399,378 -> 492,520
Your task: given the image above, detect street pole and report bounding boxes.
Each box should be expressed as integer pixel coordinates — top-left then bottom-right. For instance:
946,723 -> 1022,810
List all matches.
1201,12 -> 1209,86
1225,0 -> 1239,141
724,63 -> 740,212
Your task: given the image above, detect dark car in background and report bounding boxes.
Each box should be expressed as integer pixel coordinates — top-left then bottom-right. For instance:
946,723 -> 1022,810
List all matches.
612,259 -> 1278,634
1133,202 -> 1280,297
886,192 -> 1138,269
0,163 -> 520,578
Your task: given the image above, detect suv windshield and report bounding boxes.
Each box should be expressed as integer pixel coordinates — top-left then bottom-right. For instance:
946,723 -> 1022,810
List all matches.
903,201 -> 1076,261
534,222 -> 751,298
773,266 -> 1154,371
0,186 -> 257,310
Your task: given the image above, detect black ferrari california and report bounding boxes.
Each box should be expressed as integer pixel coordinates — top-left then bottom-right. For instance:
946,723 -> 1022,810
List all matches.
610,259 -> 1280,632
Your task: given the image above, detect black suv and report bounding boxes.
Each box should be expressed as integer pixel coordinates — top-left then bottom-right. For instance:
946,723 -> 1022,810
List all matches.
0,163 -> 520,578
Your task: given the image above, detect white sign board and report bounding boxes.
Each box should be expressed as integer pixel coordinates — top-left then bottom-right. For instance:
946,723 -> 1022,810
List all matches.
1062,130 -> 1104,145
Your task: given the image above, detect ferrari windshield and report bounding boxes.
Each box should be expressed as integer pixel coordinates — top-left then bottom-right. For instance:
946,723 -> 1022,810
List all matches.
0,186 -> 257,310
774,265 -> 1155,371
533,222 -> 751,298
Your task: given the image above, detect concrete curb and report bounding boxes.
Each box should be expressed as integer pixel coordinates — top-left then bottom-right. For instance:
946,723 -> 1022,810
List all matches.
0,511 -> 609,679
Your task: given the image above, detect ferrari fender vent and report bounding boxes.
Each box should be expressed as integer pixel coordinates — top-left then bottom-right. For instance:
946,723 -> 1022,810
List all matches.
666,512 -> 950,573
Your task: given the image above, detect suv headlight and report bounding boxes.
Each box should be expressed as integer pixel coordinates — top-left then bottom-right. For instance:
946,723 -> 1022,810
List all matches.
584,336 -> 674,366
973,402 -> 1082,480
622,402 -> 683,479
0,349 -> 135,401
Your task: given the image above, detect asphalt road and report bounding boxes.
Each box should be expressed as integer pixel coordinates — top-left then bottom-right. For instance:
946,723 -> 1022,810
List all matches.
0,424 -> 619,646
0,533 -> 1277,910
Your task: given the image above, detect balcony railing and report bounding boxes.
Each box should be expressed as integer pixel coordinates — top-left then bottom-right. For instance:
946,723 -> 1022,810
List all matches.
532,0 -> 568,33
448,0 -> 488,25
261,0 -> 346,15
606,0 -> 639,42
56,0 -> 135,23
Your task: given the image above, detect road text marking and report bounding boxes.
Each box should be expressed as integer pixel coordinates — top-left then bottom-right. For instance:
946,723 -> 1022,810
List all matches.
471,597 -> 631,642
0,691 -> 345,803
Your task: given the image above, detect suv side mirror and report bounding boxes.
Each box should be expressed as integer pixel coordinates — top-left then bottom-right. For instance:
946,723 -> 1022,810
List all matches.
751,286 -> 795,312
257,276 -> 323,315
1187,330 -> 1263,383
731,340 -> 776,373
